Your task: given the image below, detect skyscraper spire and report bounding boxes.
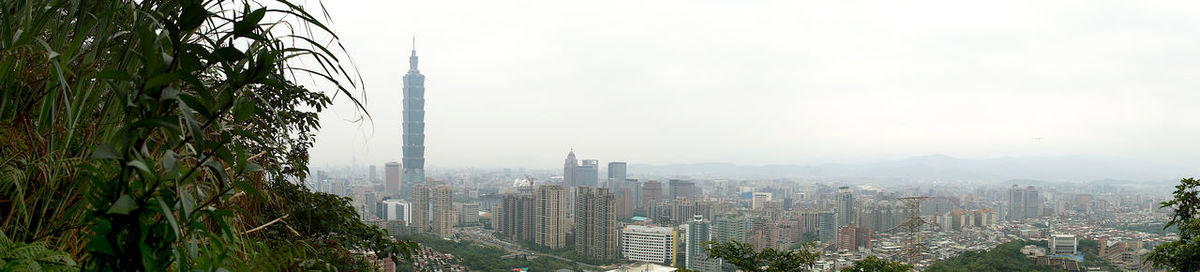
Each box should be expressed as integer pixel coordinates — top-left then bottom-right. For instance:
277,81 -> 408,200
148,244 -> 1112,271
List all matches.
408,36 -> 419,71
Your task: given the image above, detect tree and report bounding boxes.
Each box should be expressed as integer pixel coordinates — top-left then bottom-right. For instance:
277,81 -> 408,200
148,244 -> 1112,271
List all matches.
841,256 -> 912,272
703,240 -> 821,272
1146,177 -> 1200,271
0,0 -> 413,270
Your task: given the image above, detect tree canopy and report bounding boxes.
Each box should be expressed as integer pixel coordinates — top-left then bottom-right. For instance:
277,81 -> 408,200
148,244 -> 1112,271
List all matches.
1145,177 -> 1200,271
841,256 -> 912,272
703,240 -> 821,272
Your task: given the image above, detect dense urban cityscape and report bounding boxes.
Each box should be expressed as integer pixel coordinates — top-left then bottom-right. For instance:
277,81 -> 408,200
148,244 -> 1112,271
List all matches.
305,48 -> 1181,272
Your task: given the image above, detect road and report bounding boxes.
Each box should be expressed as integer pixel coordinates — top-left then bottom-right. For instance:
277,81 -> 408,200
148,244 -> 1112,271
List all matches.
455,228 -> 608,271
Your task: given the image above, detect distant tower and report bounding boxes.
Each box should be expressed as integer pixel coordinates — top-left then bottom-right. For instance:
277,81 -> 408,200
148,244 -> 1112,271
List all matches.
607,162 -> 627,189
384,162 -> 401,196
564,150 -> 578,188
577,160 -> 599,187
401,38 -> 427,198
836,187 -> 854,227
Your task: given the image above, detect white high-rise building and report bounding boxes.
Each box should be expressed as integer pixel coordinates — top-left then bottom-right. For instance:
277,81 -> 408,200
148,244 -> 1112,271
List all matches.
620,225 -> 676,266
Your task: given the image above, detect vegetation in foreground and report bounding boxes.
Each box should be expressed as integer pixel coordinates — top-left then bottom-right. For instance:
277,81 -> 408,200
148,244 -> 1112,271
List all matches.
0,0 -> 415,270
398,234 -> 577,271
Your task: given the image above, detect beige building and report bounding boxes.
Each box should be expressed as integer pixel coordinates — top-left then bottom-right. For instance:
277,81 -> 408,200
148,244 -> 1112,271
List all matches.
410,184 -> 430,233
430,185 -> 454,237
575,187 -> 619,261
534,185 -> 569,249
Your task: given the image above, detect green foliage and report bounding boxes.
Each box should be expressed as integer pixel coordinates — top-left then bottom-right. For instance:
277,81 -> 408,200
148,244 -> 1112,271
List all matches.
925,240 -> 1058,272
703,239 -> 821,272
400,234 -> 576,271
1146,177 -> 1200,271
841,256 -> 912,272
0,0 -> 414,270
0,231 -> 78,272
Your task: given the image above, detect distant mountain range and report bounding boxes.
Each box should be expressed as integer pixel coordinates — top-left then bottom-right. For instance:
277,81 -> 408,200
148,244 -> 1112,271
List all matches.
629,155 -> 1197,184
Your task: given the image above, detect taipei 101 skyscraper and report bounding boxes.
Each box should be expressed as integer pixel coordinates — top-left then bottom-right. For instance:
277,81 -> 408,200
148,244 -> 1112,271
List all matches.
401,39 -> 426,198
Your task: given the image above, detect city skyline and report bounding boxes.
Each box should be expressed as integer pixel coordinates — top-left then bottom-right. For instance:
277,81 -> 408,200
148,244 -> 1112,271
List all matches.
310,0 -> 1200,170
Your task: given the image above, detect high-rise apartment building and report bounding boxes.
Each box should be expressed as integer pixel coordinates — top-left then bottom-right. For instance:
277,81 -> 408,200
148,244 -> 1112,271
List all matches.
836,187 -> 854,227
1008,185 -> 1042,220
401,43 -> 426,198
686,215 -> 721,272
668,179 -> 696,201
577,160 -> 599,188
607,162 -> 627,189
836,223 -> 871,252
714,214 -> 750,243
642,180 -> 662,206
430,185 -> 453,237
535,185 -> 569,249
497,194 -> 534,242
621,225 -> 676,266
384,162 -> 401,196
564,150 -> 578,188
752,192 -> 772,210
410,184 -> 430,233
574,187 -> 619,260
457,203 -> 479,226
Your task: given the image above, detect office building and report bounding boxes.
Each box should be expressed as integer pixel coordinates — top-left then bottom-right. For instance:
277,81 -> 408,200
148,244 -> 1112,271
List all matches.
1050,234 -> 1078,255
574,187 -> 619,261
752,192 -> 772,210
577,160 -> 599,188
430,186 -> 453,237
607,162 -> 627,189
401,43 -> 426,198
668,179 -> 696,201
385,162 -> 401,196
836,187 -> 854,227
369,165 -> 377,182
564,150 -> 578,188
621,225 -> 676,266
818,211 -> 836,242
642,180 -> 663,206
1009,185 -> 1042,220
714,214 -> 750,243
686,215 -> 721,272
535,185 -> 569,249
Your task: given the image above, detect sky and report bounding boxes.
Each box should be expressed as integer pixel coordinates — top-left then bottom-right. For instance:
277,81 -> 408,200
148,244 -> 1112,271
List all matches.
306,0 -> 1200,169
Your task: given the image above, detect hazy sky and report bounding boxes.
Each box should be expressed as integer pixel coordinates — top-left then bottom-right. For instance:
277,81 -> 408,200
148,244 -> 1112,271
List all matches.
308,0 -> 1200,169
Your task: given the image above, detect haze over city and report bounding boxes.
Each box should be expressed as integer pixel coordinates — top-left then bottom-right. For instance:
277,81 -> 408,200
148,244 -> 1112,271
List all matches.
310,0 -> 1200,172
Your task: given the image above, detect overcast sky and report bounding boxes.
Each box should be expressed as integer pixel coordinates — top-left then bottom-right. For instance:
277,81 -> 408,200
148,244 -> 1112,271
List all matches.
307,0 -> 1200,169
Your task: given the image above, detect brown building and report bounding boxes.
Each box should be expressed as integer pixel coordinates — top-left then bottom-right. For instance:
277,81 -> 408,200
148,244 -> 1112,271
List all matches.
836,223 -> 871,252
642,180 -> 662,206
574,187 -> 619,261
410,184 -> 430,233
497,194 -> 534,242
430,185 -> 454,237
535,185 -> 569,249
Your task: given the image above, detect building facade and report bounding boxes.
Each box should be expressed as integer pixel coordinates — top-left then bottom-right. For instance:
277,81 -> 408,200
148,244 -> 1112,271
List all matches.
535,185 -> 569,249
401,45 -> 426,198
574,187 -> 619,260
410,184 -> 430,233
686,215 -> 721,272
621,225 -> 676,266
430,185 -> 453,237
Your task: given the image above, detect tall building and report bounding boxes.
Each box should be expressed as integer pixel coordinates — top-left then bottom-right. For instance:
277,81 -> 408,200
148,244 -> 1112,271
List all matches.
686,215 -> 721,272
1008,185 -> 1042,220
564,150 -> 578,188
818,211 -> 836,242
369,165 -> 377,182
836,187 -> 854,227
430,185 -> 453,237
401,42 -> 426,198
535,185 -> 569,249
621,225 -> 676,266
577,160 -> 599,188
668,179 -> 696,201
457,203 -> 479,226
714,214 -> 750,243
410,184 -> 430,233
836,224 -> 871,252
642,180 -> 663,206
752,192 -> 772,210
385,162 -> 401,196
574,187 -> 619,261
497,194 -> 534,242
607,162 -> 627,189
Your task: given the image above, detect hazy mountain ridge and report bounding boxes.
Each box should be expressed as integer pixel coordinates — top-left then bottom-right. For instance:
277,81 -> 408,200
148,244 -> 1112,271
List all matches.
630,155 -> 1197,184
